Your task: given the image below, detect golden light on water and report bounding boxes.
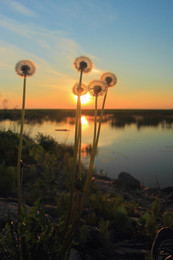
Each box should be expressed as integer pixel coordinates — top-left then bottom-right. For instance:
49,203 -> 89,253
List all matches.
74,93 -> 91,104
81,116 -> 88,128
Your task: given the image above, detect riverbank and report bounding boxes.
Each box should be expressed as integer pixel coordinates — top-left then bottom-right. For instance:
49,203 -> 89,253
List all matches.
0,130 -> 173,259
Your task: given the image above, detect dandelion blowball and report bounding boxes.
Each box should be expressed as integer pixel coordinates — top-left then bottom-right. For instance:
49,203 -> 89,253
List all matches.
73,56 -> 93,73
100,72 -> 117,87
15,60 -> 36,77
72,83 -> 88,96
88,80 -> 108,97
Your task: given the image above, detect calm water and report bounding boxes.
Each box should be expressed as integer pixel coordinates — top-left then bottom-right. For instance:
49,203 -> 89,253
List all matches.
1,110 -> 173,188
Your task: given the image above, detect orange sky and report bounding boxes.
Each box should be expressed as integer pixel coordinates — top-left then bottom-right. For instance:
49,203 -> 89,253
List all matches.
0,0 -> 173,109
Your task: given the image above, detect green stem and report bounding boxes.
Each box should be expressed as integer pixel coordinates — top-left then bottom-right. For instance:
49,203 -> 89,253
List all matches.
17,77 -> 26,216
62,70 -> 83,243
93,94 -> 98,147
94,90 -> 108,155
78,90 -> 108,219
78,98 -> 82,178
69,69 -> 83,202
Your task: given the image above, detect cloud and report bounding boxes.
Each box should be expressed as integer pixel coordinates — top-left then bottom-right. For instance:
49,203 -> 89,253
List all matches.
0,13 -> 101,70
0,14 -> 80,55
92,68 -> 103,74
0,15 -> 33,38
7,0 -> 37,17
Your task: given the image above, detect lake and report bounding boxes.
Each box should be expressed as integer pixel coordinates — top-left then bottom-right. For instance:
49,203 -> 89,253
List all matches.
0,109 -> 173,188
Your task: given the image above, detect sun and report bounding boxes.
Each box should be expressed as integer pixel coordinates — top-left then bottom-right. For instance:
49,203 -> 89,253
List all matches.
81,93 -> 91,104
74,93 -> 91,104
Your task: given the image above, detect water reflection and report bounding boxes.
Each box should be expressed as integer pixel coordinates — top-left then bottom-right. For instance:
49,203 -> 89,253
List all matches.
81,143 -> 92,158
81,116 -> 88,129
0,109 -> 173,188
1,109 -> 173,130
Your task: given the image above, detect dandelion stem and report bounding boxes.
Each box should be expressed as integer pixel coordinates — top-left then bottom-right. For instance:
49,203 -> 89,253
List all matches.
62,70 -> 83,243
95,90 -> 108,153
78,90 -> 108,221
93,94 -> 98,147
70,69 -> 83,200
78,99 -> 82,178
17,76 -> 26,216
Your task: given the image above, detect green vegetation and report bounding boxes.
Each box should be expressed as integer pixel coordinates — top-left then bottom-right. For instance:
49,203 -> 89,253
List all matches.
0,129 -> 172,259
140,198 -> 161,238
0,201 -> 67,260
0,130 -> 73,202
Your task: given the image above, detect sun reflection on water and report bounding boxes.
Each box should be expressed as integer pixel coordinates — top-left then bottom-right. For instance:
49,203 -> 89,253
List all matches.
81,116 -> 88,129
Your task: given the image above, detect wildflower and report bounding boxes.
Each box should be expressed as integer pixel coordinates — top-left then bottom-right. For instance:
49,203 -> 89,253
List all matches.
100,72 -> 117,87
15,60 -> 36,77
15,59 -> 36,216
73,56 -> 93,73
72,83 -> 88,96
88,80 -> 107,96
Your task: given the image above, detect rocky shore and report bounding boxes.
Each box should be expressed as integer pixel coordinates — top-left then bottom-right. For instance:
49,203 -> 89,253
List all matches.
1,172 -> 173,260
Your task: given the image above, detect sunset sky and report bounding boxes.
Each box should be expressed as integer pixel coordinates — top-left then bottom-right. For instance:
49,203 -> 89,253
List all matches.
0,0 -> 173,109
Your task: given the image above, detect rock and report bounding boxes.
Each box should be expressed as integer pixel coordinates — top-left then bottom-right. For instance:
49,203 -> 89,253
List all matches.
0,198 -> 18,229
115,172 -> 141,191
69,248 -> 82,260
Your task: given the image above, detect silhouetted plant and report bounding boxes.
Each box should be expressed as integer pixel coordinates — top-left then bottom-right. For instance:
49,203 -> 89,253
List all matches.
62,57 -> 93,251
78,73 -> 117,225
15,60 -> 36,216
61,69 -> 118,255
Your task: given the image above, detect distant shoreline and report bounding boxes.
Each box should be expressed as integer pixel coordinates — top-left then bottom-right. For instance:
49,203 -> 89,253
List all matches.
0,108 -> 172,111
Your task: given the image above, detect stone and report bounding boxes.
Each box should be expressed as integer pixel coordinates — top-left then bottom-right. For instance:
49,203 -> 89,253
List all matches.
116,172 -> 141,191
0,198 -> 18,229
69,248 -> 82,260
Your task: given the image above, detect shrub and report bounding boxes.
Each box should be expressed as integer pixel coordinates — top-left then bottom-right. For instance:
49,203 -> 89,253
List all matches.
36,133 -> 58,153
0,202 -> 67,260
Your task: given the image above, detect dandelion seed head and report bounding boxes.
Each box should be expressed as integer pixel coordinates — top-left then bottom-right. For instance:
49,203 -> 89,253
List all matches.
15,60 -> 36,77
88,80 -> 107,97
73,56 -> 93,73
72,83 -> 88,96
100,72 -> 117,87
